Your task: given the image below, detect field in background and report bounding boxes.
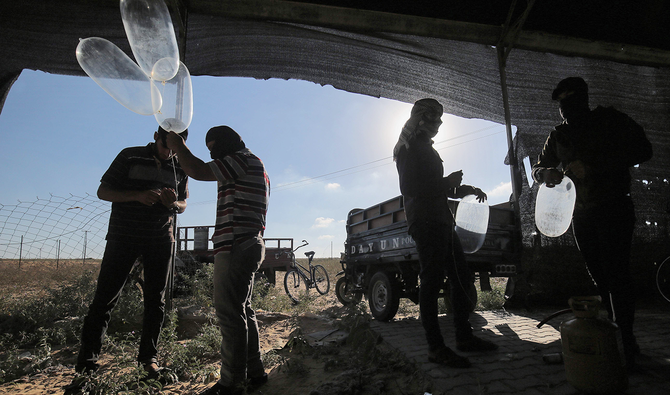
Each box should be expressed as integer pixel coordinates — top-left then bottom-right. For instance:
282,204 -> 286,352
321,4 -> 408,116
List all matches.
0,259 -> 101,299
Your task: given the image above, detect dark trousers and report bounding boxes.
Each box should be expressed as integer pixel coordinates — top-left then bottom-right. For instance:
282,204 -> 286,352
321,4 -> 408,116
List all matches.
77,240 -> 173,367
572,198 -> 637,358
410,222 -> 473,351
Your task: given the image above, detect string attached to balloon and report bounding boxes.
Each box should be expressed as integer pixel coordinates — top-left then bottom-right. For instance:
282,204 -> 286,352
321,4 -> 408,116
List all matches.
75,0 -> 192,133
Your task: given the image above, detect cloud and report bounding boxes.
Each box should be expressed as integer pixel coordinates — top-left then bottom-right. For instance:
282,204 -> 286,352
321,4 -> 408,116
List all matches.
318,235 -> 334,240
487,182 -> 512,198
312,217 -> 335,229
325,183 -> 341,191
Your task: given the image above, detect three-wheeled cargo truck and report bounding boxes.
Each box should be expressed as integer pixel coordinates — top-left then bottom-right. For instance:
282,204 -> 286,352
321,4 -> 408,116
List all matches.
335,195 -> 520,321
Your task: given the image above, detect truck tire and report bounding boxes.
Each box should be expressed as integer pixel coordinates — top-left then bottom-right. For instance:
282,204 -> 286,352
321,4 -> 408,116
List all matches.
284,268 -> 308,304
367,271 -> 400,321
336,276 -> 362,306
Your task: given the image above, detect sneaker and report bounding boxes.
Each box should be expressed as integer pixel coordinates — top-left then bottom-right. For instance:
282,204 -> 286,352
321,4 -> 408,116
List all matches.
199,382 -> 244,395
427,346 -> 471,368
456,336 -> 499,352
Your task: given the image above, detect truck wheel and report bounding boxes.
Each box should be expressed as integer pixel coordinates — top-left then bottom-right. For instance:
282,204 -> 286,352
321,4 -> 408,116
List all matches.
367,271 -> 400,321
284,268 -> 308,304
336,277 -> 362,306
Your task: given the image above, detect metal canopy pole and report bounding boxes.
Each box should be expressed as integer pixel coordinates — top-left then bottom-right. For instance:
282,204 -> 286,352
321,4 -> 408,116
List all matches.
496,0 -> 535,212
496,0 -> 536,304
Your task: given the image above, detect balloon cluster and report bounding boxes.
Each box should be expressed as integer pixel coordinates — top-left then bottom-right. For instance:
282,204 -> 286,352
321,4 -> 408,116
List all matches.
75,0 -> 192,133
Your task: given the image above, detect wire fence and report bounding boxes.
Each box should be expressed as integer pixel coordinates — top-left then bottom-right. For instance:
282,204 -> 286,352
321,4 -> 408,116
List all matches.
0,193 -> 110,262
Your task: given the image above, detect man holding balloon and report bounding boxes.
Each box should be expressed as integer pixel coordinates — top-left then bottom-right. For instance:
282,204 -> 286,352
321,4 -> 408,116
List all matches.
166,126 -> 270,395
532,77 -> 653,369
394,98 -> 497,369
70,127 -> 189,386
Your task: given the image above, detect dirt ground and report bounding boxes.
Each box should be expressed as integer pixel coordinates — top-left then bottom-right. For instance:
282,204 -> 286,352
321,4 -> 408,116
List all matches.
0,287 -> 427,395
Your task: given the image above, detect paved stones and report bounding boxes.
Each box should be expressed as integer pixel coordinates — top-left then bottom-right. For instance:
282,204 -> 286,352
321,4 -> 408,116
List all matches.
370,308 -> 670,394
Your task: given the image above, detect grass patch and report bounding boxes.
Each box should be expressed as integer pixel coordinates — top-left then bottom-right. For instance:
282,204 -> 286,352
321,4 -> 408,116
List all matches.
0,256 -> 506,388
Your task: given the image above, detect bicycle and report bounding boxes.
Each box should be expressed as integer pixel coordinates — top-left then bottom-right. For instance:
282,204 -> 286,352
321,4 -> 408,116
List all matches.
283,240 -> 330,303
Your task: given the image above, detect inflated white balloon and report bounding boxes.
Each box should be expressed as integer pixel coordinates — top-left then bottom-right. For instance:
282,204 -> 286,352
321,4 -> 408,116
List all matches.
455,195 -> 490,254
152,57 -> 180,82
535,176 -> 577,237
154,61 -> 192,133
120,0 -> 179,81
76,37 -> 162,115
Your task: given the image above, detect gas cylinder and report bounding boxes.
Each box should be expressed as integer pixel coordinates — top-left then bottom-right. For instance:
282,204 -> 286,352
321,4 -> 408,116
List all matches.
560,296 -> 628,394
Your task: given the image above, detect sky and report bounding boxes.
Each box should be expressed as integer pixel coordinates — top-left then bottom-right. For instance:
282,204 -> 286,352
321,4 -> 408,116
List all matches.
0,69 -> 515,258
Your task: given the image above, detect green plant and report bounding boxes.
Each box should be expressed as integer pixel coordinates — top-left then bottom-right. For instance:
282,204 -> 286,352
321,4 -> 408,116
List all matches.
475,278 -> 507,310
173,264 -> 215,308
156,310 -> 221,382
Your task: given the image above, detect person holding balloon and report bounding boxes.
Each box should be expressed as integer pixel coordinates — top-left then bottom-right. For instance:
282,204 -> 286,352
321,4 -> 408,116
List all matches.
532,77 -> 653,369
166,126 -> 270,395
70,127 -> 189,385
394,98 -> 498,369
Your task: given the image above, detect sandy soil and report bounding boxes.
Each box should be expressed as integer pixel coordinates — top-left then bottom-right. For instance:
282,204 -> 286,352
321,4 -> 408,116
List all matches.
0,289 -> 426,395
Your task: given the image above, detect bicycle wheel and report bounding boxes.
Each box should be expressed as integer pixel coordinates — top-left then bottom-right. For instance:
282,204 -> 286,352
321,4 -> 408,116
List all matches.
657,256 -> 670,303
312,264 -> 330,295
284,268 -> 308,303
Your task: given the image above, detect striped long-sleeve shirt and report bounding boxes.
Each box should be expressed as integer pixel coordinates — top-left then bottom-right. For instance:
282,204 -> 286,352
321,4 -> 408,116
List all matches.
208,148 -> 269,255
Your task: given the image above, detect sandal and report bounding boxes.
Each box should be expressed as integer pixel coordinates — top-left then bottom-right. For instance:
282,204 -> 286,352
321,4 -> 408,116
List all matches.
428,346 -> 471,368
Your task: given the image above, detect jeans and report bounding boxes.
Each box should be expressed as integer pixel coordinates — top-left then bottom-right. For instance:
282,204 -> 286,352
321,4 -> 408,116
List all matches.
77,240 -> 172,367
214,236 -> 266,387
410,222 -> 473,351
572,198 -> 637,358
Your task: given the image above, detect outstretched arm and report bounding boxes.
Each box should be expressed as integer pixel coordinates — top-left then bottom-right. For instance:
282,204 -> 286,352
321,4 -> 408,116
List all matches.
166,132 -> 216,181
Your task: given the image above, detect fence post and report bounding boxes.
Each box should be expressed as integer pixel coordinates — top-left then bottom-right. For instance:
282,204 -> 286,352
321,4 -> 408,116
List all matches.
82,231 -> 88,265
56,239 -> 60,269
19,235 -> 23,269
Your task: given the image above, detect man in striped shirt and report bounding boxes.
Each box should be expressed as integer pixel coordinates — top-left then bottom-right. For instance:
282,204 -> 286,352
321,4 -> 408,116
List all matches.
73,127 -> 188,380
167,126 -> 269,395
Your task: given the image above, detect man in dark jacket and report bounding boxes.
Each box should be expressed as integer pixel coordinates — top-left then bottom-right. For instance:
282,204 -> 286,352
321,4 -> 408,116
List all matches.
395,98 -> 498,368
532,77 -> 653,368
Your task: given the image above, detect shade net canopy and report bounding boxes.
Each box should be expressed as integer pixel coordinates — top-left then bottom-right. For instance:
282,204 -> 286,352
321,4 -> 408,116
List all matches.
1,0 -> 669,248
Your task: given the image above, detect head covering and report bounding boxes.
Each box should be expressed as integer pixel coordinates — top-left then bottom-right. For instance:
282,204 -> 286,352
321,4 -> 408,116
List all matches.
393,98 -> 443,161
552,77 -> 588,101
205,126 -> 246,160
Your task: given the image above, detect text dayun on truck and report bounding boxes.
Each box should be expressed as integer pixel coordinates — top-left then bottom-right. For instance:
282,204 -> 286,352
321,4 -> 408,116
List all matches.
335,194 -> 521,321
